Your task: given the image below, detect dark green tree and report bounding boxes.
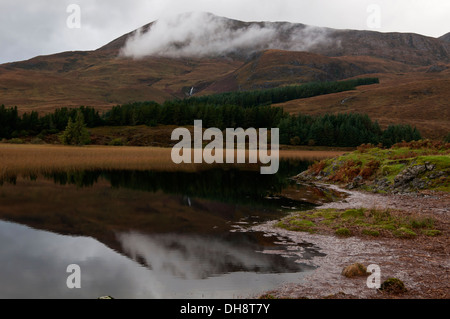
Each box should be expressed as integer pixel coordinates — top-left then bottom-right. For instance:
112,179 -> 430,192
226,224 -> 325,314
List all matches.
60,111 -> 91,146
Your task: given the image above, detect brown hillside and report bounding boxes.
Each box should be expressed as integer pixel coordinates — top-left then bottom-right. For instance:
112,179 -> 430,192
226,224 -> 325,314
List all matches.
0,51 -> 241,113
204,50 -> 414,92
274,70 -> 450,139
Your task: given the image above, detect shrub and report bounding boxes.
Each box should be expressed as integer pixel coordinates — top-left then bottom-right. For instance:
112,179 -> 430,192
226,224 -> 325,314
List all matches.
8,138 -> 24,144
109,138 -> 125,146
380,278 -> 407,294
335,228 -> 352,237
362,229 -> 380,237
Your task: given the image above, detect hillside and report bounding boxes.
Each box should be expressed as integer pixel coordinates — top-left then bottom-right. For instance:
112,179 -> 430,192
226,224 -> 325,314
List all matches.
0,13 -> 449,138
205,50 -> 413,92
0,51 -> 241,113
274,70 -> 450,139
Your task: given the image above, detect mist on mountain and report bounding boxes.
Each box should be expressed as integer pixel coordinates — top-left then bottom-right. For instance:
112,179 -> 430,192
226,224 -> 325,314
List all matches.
120,12 -> 331,59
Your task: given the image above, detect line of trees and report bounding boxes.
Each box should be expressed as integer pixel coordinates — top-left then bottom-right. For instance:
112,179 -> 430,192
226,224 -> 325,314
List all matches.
0,103 -> 422,148
104,102 -> 285,130
0,77 -> 423,147
0,105 -> 102,139
278,113 -> 422,147
177,77 -> 380,108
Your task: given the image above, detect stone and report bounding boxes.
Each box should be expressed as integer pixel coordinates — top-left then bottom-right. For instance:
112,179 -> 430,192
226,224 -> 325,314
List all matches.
342,263 -> 369,278
394,165 -> 427,188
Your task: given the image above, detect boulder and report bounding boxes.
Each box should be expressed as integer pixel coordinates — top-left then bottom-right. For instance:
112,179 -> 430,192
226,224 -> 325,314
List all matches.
342,263 -> 369,278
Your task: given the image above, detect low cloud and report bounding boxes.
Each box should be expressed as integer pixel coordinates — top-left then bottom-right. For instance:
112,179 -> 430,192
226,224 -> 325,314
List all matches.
120,12 -> 331,59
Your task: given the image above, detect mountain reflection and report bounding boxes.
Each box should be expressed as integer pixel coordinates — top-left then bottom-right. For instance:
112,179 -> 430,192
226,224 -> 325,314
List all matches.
117,232 -> 315,280
0,220 -> 317,299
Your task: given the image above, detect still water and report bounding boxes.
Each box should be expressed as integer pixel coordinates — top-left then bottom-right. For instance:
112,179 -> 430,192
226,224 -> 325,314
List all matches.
0,161 -> 340,299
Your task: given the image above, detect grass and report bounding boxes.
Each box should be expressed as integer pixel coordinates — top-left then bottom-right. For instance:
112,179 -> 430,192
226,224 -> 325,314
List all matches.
335,228 -> 352,237
283,219 -> 317,233
0,144 -> 344,179
276,208 -> 442,239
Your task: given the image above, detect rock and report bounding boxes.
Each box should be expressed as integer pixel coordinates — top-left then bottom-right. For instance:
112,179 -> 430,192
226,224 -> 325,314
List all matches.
342,263 -> 369,278
394,165 -> 427,188
347,175 -> 364,190
411,178 -> 426,189
376,178 -> 390,189
353,175 -> 363,184
346,183 -> 355,190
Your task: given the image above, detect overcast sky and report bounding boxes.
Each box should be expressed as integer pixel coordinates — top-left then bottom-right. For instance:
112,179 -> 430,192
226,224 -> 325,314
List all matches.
1,0 -> 449,64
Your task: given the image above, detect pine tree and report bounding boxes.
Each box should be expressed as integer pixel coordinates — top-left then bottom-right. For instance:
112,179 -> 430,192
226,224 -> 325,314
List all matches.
60,111 -> 91,146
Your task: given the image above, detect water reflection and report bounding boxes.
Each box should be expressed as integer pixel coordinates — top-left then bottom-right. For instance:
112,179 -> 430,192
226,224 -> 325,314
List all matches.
0,221 -> 316,299
117,232 -> 315,280
40,160 -> 313,208
0,159 -> 340,298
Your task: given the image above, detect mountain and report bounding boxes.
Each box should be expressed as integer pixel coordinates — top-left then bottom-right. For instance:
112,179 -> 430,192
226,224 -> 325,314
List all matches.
104,12 -> 449,65
440,32 -> 450,43
0,13 -> 449,138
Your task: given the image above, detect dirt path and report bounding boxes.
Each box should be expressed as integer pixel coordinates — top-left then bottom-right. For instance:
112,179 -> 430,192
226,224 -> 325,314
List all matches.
252,186 -> 450,299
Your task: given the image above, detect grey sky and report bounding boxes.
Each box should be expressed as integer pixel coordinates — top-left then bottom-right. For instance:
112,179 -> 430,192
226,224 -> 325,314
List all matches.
0,0 -> 449,64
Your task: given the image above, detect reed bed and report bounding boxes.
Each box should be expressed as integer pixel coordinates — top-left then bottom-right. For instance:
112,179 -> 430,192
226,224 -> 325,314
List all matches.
0,144 -> 346,178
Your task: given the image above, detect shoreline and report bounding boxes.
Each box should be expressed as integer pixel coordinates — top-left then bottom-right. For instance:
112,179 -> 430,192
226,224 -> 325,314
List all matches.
252,184 -> 449,299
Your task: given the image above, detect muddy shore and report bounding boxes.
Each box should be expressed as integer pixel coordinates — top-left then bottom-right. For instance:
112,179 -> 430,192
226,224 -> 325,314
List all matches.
252,185 -> 449,299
